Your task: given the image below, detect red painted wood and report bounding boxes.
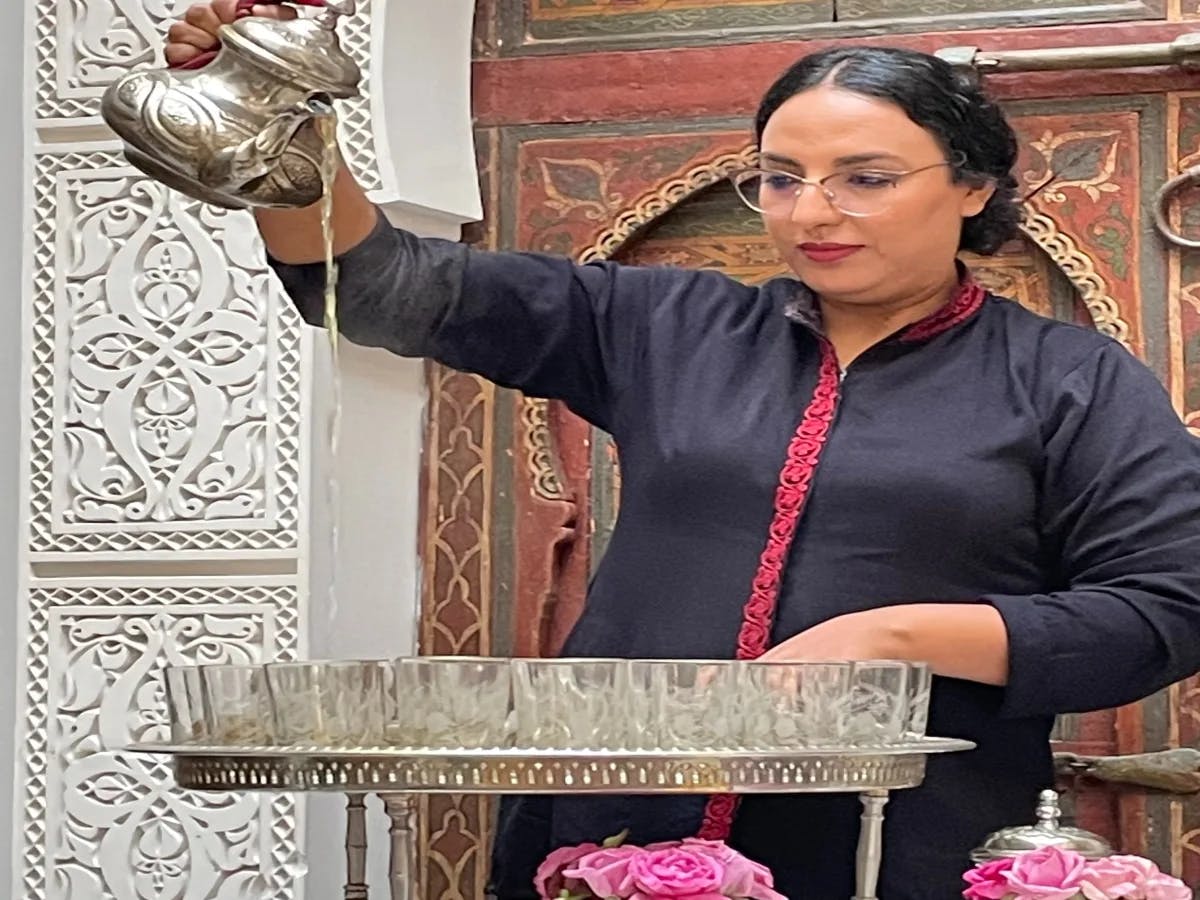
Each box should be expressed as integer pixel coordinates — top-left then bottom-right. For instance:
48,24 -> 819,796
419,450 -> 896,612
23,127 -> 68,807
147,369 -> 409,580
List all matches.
473,21 -> 1200,126
1116,703 -> 1149,856
511,395 -> 595,659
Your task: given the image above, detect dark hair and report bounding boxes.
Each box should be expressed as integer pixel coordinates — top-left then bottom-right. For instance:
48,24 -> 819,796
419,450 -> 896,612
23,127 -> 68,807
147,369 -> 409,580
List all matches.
755,46 -> 1020,255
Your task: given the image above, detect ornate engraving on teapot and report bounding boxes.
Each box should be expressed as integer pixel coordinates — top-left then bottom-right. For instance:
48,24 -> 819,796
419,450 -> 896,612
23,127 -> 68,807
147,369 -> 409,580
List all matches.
100,1 -> 361,209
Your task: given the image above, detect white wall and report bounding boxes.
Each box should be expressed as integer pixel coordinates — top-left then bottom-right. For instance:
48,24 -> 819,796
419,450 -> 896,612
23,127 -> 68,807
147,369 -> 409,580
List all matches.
304,341 -> 427,900
0,1 -> 23,892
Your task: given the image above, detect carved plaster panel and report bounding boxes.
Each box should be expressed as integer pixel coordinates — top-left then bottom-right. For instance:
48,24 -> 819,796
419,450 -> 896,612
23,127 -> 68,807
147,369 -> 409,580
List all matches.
16,581 -> 302,900
29,146 -> 306,557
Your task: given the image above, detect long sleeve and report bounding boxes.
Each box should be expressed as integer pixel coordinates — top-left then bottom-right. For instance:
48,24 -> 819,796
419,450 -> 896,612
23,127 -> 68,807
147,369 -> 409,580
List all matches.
267,209 -> 688,431
986,341 -> 1200,717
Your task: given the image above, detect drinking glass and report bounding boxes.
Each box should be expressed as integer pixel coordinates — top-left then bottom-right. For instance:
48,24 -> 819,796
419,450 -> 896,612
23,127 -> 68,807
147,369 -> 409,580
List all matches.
389,656 -> 512,749
512,659 -> 630,750
201,664 -> 274,745
740,662 -> 855,748
844,661 -> 911,745
904,662 -> 932,739
266,660 -> 389,746
630,660 -> 743,751
163,665 -> 206,744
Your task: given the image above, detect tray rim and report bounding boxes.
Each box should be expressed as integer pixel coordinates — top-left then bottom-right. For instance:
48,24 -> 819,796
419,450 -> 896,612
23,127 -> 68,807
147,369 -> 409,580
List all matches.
126,735 -> 975,761
161,741 -> 976,794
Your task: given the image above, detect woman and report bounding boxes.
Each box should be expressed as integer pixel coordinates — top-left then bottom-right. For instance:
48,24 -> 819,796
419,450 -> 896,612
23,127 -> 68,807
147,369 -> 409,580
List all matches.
168,8 -> 1200,898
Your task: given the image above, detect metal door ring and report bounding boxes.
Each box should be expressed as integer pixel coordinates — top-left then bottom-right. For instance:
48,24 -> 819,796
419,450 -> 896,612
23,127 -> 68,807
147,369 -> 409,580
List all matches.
1155,166 -> 1200,248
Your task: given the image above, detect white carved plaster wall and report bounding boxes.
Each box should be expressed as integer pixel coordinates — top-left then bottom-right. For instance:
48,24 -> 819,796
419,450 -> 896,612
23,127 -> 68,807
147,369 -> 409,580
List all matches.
17,0 -> 481,897
0,6 -> 26,898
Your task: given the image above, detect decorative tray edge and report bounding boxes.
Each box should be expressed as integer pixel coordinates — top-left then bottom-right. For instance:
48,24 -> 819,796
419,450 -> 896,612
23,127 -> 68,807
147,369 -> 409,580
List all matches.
125,737 -> 976,760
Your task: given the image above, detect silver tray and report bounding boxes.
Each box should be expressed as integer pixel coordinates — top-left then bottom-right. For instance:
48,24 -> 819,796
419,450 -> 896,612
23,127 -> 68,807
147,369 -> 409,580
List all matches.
127,737 -> 975,794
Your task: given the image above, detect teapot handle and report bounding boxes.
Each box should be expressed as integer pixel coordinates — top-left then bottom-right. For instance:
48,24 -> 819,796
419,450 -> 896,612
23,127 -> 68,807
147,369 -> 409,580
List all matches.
169,0 -> 328,70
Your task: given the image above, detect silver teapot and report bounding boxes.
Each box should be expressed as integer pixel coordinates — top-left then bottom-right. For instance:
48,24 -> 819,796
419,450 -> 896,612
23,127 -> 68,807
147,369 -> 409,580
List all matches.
100,0 -> 361,209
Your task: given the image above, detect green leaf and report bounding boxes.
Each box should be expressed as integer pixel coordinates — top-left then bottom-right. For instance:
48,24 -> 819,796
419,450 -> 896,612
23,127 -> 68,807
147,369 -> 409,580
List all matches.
602,829 -> 629,848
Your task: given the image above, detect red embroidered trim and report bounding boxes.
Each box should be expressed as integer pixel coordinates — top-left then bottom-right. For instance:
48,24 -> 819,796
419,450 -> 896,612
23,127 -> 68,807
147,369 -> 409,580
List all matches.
697,339 -> 841,841
900,280 -> 986,343
696,278 -> 984,841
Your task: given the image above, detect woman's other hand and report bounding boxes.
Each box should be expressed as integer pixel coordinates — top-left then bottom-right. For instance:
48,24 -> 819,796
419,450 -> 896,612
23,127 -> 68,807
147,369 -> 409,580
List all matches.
758,604 -> 1009,685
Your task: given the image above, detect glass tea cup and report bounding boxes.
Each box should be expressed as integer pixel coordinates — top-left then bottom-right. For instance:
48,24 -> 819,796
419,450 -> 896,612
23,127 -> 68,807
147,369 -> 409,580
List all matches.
200,664 -> 274,745
512,658 -> 631,750
843,661 -> 912,746
265,660 -> 389,746
740,661 -> 855,749
163,665 -> 207,744
388,656 -> 512,749
904,662 -> 932,740
629,659 -> 744,751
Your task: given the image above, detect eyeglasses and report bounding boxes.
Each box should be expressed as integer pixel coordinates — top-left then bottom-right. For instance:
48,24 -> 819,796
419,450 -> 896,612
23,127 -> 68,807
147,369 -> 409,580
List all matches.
730,160 -> 956,218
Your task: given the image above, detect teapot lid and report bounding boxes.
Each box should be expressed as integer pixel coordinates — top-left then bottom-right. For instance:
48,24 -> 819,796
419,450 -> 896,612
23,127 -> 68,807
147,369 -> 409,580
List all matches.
221,12 -> 361,98
970,790 -> 1113,862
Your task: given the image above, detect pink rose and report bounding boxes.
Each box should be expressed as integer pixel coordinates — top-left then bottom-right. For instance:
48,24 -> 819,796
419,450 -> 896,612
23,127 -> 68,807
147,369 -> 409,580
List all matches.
627,847 -> 726,898
1142,871 -> 1193,900
1081,854 -> 1192,900
1106,855 -> 1161,885
677,839 -> 787,900
564,845 -> 640,897
1078,856 -> 1152,900
1003,847 -> 1087,900
535,843 -> 600,899
964,858 -> 1016,899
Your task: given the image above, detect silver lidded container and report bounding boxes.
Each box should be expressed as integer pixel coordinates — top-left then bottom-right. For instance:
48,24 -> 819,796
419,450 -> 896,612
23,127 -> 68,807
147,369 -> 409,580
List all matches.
971,789 -> 1114,862
99,0 -> 360,209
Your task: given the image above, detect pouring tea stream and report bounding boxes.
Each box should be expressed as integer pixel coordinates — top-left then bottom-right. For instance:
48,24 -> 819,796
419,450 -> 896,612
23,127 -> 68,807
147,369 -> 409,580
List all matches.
101,0 -> 359,627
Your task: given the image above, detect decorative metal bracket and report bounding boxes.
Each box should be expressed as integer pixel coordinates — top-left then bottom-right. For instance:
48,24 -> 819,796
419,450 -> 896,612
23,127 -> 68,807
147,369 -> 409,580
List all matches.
1053,748 -> 1200,795
936,34 -> 1200,74
936,35 -> 1200,248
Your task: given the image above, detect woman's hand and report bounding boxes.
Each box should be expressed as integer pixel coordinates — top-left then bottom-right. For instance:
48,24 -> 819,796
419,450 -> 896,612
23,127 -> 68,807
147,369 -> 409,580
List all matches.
164,1 -> 296,68
758,604 -> 1011,686
757,609 -> 902,662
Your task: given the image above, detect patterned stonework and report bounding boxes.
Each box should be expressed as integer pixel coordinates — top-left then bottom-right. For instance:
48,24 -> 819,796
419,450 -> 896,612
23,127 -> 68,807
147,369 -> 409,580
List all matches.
25,0 -> 319,896
29,147 -> 304,556
17,581 -> 301,900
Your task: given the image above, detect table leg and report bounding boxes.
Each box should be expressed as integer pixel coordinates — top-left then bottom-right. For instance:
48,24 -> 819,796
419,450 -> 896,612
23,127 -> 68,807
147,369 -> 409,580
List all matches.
852,790 -> 890,900
382,794 -> 422,900
344,793 -> 370,900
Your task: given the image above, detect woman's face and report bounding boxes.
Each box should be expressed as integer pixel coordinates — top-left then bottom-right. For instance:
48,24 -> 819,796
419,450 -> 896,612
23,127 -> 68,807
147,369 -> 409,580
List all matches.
758,84 -> 994,305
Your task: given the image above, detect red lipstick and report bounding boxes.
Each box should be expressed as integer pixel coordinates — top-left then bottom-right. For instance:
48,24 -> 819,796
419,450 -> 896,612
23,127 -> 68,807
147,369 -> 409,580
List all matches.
799,243 -> 863,263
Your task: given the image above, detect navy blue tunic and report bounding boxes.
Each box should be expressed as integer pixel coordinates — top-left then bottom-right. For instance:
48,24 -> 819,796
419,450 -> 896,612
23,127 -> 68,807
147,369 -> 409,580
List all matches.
270,214 -> 1200,900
